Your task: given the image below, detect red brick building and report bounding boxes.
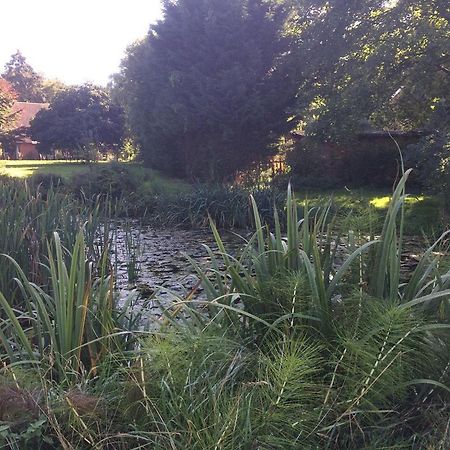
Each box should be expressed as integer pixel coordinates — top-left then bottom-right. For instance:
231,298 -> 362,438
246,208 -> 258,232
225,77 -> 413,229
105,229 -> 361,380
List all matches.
9,102 -> 49,159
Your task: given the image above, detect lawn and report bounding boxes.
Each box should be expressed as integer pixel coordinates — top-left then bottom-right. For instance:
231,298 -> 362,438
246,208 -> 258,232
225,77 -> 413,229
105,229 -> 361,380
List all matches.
293,186 -> 446,236
0,160 -> 106,178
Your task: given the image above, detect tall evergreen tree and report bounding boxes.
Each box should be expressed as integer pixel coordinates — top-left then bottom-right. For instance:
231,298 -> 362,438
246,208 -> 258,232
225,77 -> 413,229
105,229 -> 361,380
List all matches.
2,51 -> 45,103
115,0 -> 296,180
0,79 -> 17,155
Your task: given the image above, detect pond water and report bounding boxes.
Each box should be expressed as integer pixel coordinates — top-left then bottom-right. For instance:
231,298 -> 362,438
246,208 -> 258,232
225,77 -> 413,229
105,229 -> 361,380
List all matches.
112,225 -> 244,324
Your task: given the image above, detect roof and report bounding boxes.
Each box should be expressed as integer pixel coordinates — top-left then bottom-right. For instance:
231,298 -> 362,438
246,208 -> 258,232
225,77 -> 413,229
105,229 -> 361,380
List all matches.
11,102 -> 49,129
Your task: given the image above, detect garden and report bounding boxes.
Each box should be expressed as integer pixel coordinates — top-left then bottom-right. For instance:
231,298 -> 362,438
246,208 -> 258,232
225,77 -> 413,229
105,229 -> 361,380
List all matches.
0,0 -> 449,448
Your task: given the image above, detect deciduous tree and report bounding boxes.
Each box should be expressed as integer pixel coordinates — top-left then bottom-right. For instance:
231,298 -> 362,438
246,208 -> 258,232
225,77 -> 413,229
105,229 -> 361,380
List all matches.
30,85 -> 125,160
289,0 -> 450,186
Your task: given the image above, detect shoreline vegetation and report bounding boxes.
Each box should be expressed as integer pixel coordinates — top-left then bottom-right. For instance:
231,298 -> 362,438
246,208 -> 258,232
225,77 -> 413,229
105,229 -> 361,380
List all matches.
1,160 -> 446,233
0,168 -> 448,448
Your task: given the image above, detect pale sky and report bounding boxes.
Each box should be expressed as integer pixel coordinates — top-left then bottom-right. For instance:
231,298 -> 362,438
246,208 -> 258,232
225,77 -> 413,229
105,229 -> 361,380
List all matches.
0,0 -> 163,86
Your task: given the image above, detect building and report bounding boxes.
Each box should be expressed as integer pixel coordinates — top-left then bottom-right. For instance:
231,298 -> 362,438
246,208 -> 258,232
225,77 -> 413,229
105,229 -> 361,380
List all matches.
288,129 -> 427,187
8,102 -> 49,159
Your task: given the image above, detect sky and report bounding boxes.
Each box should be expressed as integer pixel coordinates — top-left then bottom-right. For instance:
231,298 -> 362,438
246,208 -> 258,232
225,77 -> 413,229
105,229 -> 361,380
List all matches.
0,0 -> 163,86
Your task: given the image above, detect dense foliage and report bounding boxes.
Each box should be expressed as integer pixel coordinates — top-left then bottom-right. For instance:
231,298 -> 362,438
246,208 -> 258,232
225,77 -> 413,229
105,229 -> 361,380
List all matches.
0,174 -> 449,448
30,85 -> 125,159
111,0 -> 450,187
0,79 -> 17,155
289,0 -> 450,188
115,0 -> 297,181
2,51 -> 64,103
0,79 -> 15,131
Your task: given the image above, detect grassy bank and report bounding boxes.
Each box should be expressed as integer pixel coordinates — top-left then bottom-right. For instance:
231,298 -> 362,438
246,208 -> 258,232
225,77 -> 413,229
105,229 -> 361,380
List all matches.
295,187 -> 446,236
0,160 -> 187,192
0,160 -> 446,234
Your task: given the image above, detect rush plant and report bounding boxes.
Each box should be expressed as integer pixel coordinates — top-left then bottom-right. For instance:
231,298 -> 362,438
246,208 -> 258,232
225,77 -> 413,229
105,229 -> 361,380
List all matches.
0,232 -> 125,383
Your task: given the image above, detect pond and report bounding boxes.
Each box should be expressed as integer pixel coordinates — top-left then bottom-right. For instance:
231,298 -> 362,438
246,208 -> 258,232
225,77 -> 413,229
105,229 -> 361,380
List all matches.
112,224 -> 244,325
110,223 -> 436,328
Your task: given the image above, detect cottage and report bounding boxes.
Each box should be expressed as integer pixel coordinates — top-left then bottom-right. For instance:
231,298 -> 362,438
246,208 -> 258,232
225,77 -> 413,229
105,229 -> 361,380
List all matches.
8,101 -> 49,159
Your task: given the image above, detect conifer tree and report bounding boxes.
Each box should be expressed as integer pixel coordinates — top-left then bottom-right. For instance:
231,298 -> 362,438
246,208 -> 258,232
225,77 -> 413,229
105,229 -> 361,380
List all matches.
0,79 -> 16,132
116,0 -> 296,180
3,51 -> 46,103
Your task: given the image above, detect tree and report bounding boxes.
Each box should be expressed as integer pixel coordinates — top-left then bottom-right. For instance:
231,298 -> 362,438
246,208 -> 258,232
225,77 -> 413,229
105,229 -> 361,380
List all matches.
0,78 -> 18,156
29,85 -> 125,159
2,51 -> 46,103
0,79 -> 16,132
299,0 -> 450,138
41,78 -> 67,103
287,0 -> 450,187
114,0 -> 297,181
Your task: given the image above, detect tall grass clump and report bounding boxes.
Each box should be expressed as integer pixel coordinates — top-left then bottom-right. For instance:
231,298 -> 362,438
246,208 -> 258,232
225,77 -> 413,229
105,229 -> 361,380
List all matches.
0,231 -> 137,382
0,177 -> 113,306
117,322 -> 325,449
156,184 -> 285,229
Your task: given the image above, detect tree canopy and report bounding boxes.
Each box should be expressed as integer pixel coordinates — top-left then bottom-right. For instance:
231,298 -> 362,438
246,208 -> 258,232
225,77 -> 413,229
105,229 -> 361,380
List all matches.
2,51 -> 46,103
115,0 -> 297,181
293,0 -> 450,140
29,85 -> 125,158
0,79 -> 17,156
279,0 -> 450,187
2,51 -> 66,103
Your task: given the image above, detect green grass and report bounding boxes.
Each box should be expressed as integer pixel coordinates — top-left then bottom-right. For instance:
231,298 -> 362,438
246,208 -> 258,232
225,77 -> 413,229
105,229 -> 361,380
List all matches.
294,186 -> 445,236
296,187 -> 438,213
0,160 -> 91,178
0,160 -> 188,192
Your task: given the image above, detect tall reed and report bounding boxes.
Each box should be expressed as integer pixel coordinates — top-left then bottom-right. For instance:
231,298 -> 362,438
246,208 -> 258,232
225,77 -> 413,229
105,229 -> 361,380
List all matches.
185,171 -> 450,338
0,178 -> 112,306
